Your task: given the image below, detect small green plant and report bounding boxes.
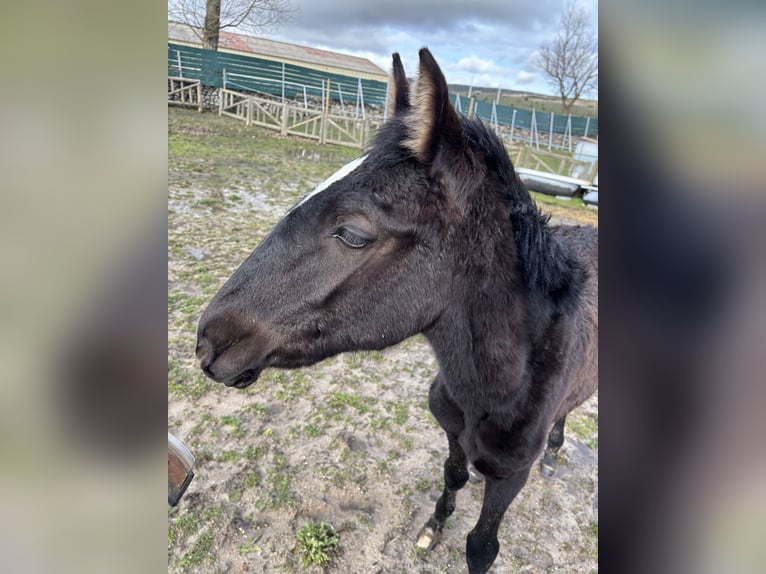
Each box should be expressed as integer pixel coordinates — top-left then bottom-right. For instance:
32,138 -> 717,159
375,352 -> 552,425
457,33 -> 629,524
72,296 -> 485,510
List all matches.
295,520 -> 340,568
178,530 -> 214,568
221,415 -> 246,438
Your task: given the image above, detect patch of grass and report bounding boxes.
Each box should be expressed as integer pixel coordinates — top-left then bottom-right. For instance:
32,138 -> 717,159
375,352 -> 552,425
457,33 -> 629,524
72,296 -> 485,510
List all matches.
567,413 -> 598,447
244,471 -> 261,489
220,450 -> 241,462
178,530 -> 214,568
303,423 -> 323,438
271,370 -> 312,401
246,402 -> 268,417
295,520 -> 340,569
221,414 -> 246,438
201,506 -> 223,524
173,512 -> 199,536
169,509 -> 200,546
529,191 -> 598,226
238,541 -> 261,556
257,451 -> 295,510
415,479 -> 432,492
397,484 -> 413,497
580,520 -> 599,560
182,374 -> 210,401
245,444 -> 268,461
386,400 -> 409,425
328,391 -> 373,414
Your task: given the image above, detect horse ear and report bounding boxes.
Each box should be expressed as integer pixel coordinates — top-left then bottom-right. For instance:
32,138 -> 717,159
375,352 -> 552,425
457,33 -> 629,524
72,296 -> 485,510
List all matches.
387,52 -> 410,117
404,48 -> 464,162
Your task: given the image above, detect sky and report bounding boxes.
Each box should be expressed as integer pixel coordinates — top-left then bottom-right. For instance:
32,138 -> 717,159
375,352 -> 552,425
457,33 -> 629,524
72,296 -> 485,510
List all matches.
260,0 -> 598,98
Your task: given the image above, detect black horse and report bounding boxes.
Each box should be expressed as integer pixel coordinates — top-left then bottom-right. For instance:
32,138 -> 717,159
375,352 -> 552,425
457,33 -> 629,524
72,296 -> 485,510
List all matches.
197,49 -> 598,573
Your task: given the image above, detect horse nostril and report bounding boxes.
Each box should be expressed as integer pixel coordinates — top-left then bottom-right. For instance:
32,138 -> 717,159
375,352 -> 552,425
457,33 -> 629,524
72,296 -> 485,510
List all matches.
196,336 -> 215,373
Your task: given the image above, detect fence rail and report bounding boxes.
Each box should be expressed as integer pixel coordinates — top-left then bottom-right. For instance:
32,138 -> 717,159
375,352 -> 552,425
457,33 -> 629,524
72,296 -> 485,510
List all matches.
168,77 -> 202,111
209,88 -> 600,178
174,85 -> 598,176
508,143 -> 598,182
215,89 -> 379,149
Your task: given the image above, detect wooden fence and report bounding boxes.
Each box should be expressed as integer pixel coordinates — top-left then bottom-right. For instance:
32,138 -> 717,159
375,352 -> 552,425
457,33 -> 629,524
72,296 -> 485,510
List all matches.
167,77 -> 202,112
508,142 -> 598,182
218,88 -> 383,150
171,84 -> 597,175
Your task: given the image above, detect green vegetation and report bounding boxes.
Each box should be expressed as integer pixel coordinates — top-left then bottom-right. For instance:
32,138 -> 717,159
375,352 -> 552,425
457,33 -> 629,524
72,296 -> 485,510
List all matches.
178,530 -> 214,568
449,86 -> 598,118
221,414 -> 246,438
567,413 -> 599,449
295,520 -> 340,568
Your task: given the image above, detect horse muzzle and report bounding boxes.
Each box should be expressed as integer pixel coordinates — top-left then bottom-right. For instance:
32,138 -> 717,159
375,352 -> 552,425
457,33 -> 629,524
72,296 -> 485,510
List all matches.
196,309 -> 275,389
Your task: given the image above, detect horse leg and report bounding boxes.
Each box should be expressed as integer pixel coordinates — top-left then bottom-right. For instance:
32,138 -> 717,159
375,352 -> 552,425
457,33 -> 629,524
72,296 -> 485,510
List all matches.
416,433 -> 470,550
465,467 -> 531,574
540,415 -> 566,478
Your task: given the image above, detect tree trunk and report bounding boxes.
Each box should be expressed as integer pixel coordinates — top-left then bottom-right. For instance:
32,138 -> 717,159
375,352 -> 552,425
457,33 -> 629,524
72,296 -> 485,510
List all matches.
203,0 -> 222,50
561,96 -> 572,116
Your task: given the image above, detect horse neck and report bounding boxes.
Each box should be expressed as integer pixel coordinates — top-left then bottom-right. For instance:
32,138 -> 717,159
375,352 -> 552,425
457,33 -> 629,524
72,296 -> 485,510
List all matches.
425,203 -> 549,395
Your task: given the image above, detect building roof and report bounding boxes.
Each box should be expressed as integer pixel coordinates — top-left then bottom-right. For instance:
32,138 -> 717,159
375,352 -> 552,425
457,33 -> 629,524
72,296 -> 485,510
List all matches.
168,21 -> 388,80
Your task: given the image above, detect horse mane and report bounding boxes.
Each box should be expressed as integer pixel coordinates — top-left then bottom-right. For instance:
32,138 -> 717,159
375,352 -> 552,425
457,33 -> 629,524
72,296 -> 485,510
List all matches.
460,117 -> 586,310
371,111 -> 586,311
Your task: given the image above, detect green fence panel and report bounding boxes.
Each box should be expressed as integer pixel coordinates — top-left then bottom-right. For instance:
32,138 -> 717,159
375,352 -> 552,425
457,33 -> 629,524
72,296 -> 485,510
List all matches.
169,43 -> 388,107
169,43 -> 598,135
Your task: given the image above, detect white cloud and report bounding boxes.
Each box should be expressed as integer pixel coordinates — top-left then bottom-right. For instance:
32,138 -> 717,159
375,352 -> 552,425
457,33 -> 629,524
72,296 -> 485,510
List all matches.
515,70 -> 538,85
453,55 -> 511,76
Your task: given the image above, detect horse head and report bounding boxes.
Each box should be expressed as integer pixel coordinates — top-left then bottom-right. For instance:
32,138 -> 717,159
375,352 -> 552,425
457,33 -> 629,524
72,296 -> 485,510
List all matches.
196,48 -> 510,388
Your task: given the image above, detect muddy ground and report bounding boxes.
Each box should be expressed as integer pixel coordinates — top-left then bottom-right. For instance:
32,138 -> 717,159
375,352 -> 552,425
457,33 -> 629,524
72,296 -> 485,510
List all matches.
168,107 -> 598,573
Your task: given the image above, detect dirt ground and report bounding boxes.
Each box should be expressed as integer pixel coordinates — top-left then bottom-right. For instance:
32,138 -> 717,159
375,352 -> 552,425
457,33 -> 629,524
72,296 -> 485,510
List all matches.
168,108 -> 598,573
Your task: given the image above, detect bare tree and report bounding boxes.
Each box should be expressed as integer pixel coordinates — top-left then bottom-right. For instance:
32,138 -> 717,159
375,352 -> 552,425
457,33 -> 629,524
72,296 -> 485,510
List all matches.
532,3 -> 598,115
169,0 -> 296,50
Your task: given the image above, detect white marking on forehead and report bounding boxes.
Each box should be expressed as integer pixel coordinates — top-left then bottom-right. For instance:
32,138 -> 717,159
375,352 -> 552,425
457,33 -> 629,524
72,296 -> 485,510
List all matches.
295,154 -> 368,209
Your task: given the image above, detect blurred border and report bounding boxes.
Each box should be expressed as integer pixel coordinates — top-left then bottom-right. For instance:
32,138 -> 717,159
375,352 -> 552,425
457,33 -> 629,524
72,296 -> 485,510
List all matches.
1,2 -> 168,573
3,0 -> 764,572
600,2 -> 766,573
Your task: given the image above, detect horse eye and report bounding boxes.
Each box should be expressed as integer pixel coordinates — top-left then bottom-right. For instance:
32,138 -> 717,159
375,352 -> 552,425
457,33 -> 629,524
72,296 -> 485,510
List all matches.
332,227 -> 372,249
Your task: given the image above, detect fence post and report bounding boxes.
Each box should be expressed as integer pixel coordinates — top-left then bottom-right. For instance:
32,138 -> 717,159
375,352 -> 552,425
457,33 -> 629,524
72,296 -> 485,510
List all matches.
281,62 -> 286,103
218,86 -> 224,116
302,86 -> 308,110
246,96 -> 252,126
454,93 -> 462,114
584,116 -> 590,138
222,68 -> 227,90
337,83 -> 347,117
321,78 -> 331,144
176,50 -> 183,78
281,102 -> 289,135
530,108 -> 540,150
548,112 -> 554,150
468,97 -> 476,119
510,109 -> 517,141
358,78 -> 366,120
197,82 -> 202,113
566,115 -> 573,152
